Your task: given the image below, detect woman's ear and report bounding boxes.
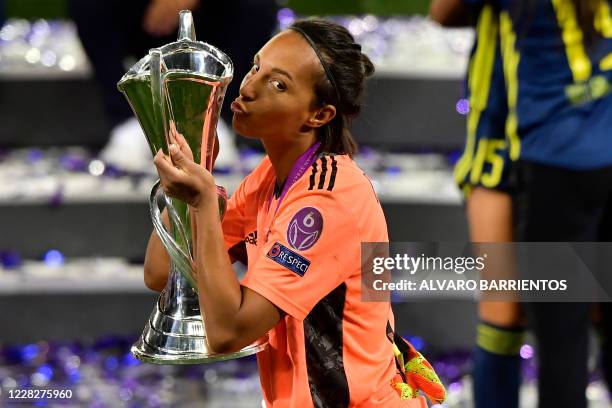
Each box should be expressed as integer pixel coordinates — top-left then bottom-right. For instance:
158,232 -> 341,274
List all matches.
306,104 -> 336,129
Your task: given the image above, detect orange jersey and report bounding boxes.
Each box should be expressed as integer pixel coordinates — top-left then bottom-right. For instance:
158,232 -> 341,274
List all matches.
222,146 -> 407,407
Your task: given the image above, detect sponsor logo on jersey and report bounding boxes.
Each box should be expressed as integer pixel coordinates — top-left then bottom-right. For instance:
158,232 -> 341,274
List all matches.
245,230 -> 257,245
266,242 -> 311,276
287,207 -> 323,251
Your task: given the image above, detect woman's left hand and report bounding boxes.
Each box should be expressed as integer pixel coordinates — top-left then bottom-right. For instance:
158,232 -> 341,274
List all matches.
153,142 -> 217,211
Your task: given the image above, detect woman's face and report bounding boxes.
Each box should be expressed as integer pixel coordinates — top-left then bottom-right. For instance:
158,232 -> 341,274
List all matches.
230,30 -> 324,141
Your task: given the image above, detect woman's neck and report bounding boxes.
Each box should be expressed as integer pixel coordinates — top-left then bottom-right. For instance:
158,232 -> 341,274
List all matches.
263,134 -> 317,187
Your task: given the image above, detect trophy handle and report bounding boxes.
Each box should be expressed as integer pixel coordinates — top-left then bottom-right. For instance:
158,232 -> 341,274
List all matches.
149,49 -> 169,154
150,180 -> 198,290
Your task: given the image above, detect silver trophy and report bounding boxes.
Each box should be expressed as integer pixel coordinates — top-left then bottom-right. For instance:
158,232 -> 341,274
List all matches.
117,10 -> 267,364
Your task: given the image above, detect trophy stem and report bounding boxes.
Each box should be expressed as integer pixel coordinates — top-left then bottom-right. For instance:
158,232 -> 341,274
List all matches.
149,49 -> 168,155
177,10 -> 196,41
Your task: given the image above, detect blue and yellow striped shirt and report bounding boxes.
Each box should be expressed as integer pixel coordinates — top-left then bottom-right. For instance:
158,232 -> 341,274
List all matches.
456,3 -> 511,195
464,0 -> 612,169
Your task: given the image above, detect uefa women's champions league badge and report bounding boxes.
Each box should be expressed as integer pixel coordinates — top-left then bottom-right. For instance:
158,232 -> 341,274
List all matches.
265,207 -> 321,276
287,207 -> 323,251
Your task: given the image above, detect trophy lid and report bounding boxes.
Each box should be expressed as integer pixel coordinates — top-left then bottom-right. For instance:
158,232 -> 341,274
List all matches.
118,10 -> 233,88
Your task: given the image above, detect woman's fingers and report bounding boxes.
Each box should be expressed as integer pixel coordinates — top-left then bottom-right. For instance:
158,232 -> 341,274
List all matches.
154,149 -> 184,186
168,121 -> 194,161
153,146 -> 214,208
153,148 -> 174,172
176,134 -> 194,161
168,128 -> 176,148
153,150 -> 172,195
155,146 -> 198,184
169,144 -> 197,172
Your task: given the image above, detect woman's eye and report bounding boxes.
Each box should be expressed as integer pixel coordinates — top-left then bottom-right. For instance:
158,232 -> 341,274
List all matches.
270,80 -> 286,91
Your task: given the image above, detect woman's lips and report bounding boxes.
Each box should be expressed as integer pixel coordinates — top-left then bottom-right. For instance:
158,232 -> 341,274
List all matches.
230,99 -> 247,114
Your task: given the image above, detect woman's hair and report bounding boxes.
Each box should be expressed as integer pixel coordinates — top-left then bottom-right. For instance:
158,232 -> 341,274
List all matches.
289,19 -> 375,157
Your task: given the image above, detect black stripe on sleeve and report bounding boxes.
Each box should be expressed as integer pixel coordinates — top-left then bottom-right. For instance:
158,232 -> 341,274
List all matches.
308,161 -> 318,190
317,157 -> 328,190
327,156 -> 338,191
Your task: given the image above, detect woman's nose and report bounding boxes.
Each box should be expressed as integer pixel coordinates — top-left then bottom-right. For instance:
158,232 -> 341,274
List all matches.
239,73 -> 256,101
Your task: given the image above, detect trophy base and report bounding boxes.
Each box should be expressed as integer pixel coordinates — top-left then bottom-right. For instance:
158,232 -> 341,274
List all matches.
131,296 -> 268,365
131,335 -> 268,365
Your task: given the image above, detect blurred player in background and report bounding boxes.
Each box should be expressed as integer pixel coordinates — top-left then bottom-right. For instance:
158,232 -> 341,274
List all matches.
68,0 -> 278,172
434,0 -> 612,407
502,2 -> 612,407
431,2 -> 525,408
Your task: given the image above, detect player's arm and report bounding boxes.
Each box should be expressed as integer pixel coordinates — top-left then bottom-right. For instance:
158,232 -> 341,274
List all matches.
143,206 -> 246,292
143,209 -> 171,292
143,197 -> 275,353
191,197 -> 282,353
430,0 -> 472,27
143,128 -> 221,292
153,145 -> 281,354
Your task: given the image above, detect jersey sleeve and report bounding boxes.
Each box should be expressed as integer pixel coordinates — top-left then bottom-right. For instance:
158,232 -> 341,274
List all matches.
222,157 -> 272,264
241,189 -> 359,321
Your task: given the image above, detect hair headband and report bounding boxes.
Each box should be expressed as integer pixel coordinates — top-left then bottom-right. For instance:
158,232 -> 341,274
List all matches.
289,26 -> 342,107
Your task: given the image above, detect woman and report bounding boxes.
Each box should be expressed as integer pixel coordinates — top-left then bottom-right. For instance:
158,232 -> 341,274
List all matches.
143,19 -> 444,407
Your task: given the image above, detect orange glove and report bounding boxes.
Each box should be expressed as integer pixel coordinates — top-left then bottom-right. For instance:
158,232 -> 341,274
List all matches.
390,335 -> 446,405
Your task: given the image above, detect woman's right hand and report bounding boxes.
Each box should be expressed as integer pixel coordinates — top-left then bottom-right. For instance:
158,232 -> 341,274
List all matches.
168,121 -> 194,162
143,123 -> 221,292
168,120 -> 220,168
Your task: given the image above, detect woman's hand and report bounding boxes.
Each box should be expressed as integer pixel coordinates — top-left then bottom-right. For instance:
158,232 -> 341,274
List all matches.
168,120 -> 220,167
153,132 -> 217,211
168,121 -> 195,161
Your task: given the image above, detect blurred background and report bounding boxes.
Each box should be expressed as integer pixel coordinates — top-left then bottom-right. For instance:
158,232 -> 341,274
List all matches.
0,0 -> 608,407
